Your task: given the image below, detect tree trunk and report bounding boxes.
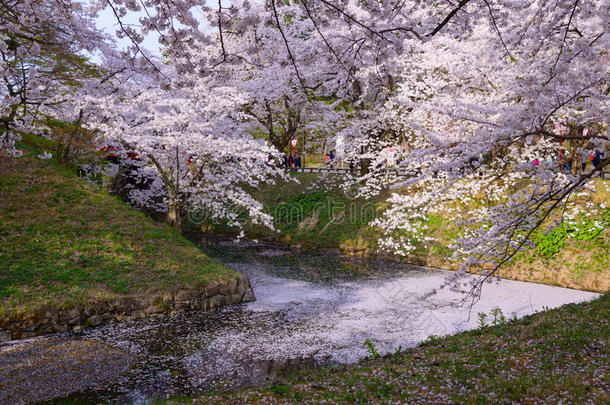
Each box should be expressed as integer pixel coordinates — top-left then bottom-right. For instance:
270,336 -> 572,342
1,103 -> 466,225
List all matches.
567,127 -> 582,175
360,145 -> 370,176
167,199 -> 183,230
270,132 -> 291,153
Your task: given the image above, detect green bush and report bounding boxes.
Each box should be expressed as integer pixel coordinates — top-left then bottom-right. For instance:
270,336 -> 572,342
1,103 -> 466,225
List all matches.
535,211 -> 609,258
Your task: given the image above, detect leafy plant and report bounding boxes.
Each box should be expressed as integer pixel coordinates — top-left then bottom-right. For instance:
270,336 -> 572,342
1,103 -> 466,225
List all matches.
491,306 -> 506,325
364,338 -> 381,359
535,212 -> 609,258
477,312 -> 488,329
270,384 -> 291,396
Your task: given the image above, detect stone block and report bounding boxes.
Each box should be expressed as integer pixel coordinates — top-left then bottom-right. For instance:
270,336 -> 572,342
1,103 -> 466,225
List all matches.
205,281 -> 220,297
208,295 -> 226,308
174,289 -> 191,302
0,330 -> 12,342
67,307 -> 80,319
242,290 -> 256,302
87,315 -> 103,327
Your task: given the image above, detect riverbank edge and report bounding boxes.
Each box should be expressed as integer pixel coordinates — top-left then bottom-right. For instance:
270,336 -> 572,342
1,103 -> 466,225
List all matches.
322,243 -> 606,293
0,273 -> 255,342
189,231 -> 607,294
186,171 -> 609,293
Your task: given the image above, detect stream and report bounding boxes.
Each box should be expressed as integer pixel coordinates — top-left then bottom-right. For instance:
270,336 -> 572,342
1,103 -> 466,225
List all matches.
1,237 -> 600,404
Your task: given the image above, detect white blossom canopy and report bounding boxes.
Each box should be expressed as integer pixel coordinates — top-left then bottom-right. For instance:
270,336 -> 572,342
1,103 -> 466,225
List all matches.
1,0 -> 608,299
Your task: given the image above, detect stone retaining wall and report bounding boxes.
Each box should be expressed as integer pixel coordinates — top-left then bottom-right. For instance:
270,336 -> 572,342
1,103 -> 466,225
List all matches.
0,274 -> 255,342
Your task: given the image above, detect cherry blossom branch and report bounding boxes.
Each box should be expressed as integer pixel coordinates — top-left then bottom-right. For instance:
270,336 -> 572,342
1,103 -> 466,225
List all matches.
317,0 -> 391,42
301,0 -> 352,76
104,0 -> 168,81
552,0 -> 579,72
523,129 -> 609,142
217,0 -> 227,63
463,159 -> 608,305
482,0 -> 513,60
426,0 -> 472,37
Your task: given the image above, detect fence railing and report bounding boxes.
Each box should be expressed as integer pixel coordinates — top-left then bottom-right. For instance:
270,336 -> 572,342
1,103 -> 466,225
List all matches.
288,166 -> 610,179
288,167 -> 414,176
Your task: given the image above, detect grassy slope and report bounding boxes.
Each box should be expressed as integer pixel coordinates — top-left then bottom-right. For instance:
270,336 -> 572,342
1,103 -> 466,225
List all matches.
192,172 -> 610,292
188,294 -> 609,404
0,139 -> 237,313
191,172 -> 387,250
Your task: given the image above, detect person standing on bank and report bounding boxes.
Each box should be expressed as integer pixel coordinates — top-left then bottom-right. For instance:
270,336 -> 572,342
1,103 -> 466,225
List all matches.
592,149 -> 603,174
582,149 -> 588,172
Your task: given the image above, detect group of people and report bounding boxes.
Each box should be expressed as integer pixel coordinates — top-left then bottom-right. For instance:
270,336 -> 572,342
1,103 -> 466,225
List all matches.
271,150 -> 340,169
532,149 -> 605,173
323,150 -> 336,168
581,149 -> 605,172
277,153 -> 302,168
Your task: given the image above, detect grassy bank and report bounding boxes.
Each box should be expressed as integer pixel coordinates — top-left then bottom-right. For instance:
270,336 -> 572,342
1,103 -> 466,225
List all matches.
0,136 -> 238,314
190,172 -> 386,250
182,294 -> 609,404
190,172 -> 610,292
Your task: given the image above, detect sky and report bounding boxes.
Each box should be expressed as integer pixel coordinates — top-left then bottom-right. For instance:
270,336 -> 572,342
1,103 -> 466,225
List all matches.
95,6 -> 161,55
94,1 -> 222,56
91,1 -> 231,65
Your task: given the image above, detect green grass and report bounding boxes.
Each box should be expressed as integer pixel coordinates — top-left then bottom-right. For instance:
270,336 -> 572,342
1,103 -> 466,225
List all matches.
0,142 -> 238,312
190,294 -> 609,404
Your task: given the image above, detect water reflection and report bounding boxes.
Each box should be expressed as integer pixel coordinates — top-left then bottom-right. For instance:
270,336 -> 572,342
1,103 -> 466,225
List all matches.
192,234 -> 424,283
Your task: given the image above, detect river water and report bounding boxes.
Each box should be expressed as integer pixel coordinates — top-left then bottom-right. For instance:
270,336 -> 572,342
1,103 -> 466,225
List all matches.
5,237 -> 600,403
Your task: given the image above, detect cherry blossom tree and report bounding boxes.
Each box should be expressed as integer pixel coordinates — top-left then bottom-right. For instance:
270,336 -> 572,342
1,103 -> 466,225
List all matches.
201,4 -> 341,153
0,0 -> 112,156
346,0 -> 610,300
79,67 -> 285,230
2,0 -> 608,299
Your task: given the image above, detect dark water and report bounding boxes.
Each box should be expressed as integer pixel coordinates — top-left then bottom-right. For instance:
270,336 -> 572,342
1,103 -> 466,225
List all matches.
21,237 -> 597,404
191,235 -> 425,283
